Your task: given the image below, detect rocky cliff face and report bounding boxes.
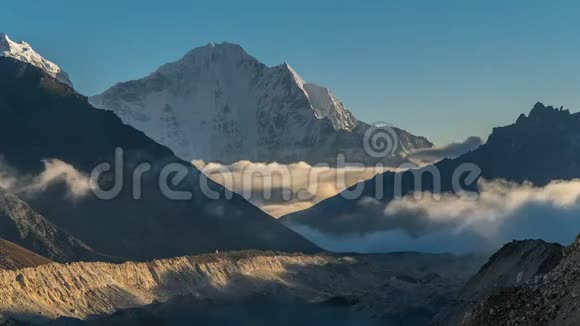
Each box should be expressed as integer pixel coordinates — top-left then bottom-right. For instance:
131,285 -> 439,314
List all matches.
467,102 -> 580,185
0,251 -> 483,325
463,236 -> 580,326
433,239 -> 563,325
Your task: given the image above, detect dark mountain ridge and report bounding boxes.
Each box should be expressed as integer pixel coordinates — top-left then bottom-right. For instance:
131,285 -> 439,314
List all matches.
463,236 -> 580,326
282,102 -> 580,234
0,57 -> 319,260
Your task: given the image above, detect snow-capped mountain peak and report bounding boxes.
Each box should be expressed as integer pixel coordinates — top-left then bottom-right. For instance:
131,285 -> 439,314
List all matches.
0,33 -> 72,87
90,42 -> 432,165
184,42 -> 250,61
269,62 -> 357,131
281,62 -> 307,85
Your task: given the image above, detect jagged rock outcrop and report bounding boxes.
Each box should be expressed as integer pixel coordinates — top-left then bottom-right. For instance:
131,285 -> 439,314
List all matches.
0,251 -> 483,325
462,236 -> 580,325
0,239 -> 52,270
433,239 -> 563,325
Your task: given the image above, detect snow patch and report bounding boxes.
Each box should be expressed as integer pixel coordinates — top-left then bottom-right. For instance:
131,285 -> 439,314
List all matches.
0,33 -> 73,87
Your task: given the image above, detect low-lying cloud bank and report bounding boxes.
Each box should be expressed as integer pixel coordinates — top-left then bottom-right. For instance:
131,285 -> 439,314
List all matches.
287,179 -> 580,254
193,160 -> 394,217
192,137 -> 485,217
0,158 -> 91,199
406,136 -> 483,165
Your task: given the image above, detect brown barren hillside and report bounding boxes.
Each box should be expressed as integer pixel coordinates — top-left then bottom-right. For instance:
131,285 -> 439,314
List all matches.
0,239 -> 52,270
0,251 -> 482,324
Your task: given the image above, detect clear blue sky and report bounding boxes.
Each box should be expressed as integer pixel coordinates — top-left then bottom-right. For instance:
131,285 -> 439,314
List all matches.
2,0 -> 580,145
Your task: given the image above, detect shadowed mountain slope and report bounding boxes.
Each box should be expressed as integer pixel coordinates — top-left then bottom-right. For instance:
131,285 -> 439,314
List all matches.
281,103 -> 580,234
0,189 -> 106,263
0,57 -> 319,261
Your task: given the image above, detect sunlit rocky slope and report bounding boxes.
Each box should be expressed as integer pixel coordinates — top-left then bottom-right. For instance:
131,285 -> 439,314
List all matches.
0,251 -> 483,325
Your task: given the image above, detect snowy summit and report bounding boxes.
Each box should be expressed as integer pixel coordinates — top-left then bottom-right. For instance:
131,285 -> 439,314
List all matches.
0,33 -> 73,87
90,42 -> 432,165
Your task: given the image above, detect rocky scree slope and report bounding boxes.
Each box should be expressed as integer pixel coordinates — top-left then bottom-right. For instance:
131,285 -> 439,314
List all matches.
463,235 -> 580,325
433,239 -> 563,325
0,251 -> 482,324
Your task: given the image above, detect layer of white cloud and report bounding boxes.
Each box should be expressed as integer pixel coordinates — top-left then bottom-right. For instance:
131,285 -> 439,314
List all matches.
0,158 -> 91,199
406,136 -> 483,165
193,160 -> 396,217
288,179 -> 580,254
385,179 -> 580,237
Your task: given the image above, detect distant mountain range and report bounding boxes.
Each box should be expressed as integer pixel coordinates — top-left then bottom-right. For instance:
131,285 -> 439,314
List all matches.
2,33 -> 578,254
2,32 -> 580,326
90,42 -> 432,165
